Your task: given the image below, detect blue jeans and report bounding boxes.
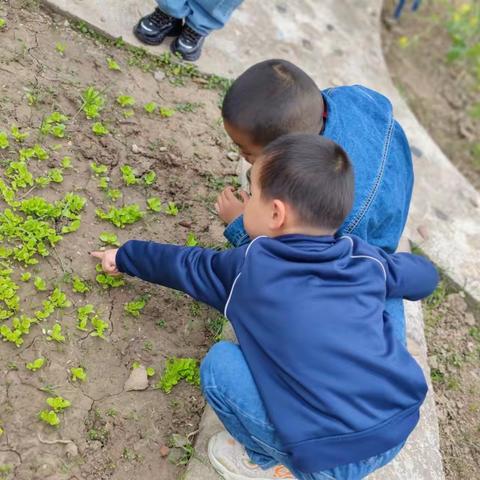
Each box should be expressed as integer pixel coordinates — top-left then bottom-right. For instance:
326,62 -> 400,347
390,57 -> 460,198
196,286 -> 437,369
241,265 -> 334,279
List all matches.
201,341 -> 405,480
156,0 -> 244,35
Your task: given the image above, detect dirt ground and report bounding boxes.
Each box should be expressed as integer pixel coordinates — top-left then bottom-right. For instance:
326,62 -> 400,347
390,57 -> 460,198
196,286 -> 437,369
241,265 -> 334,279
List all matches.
382,0 -> 480,190
0,2 -> 237,479
382,2 -> 480,479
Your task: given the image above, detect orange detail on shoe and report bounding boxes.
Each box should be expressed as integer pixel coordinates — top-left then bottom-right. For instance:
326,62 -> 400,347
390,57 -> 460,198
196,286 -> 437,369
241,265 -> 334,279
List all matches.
273,465 -> 294,478
227,438 -> 235,446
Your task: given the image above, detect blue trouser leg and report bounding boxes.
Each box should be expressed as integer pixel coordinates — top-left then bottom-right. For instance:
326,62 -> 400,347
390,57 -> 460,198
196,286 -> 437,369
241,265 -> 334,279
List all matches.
156,0 -> 244,36
201,341 -> 405,480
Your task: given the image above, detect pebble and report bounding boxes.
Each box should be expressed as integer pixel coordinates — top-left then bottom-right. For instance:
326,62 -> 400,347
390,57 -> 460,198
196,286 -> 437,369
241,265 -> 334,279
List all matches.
131,144 -> 141,154
159,445 -> 170,457
154,70 -> 166,82
464,313 -> 476,327
124,365 -> 149,391
227,151 -> 239,162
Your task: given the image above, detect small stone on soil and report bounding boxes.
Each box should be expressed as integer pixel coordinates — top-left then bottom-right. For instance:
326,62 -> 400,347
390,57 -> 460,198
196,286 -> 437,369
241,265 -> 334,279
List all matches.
124,365 -> 149,391
154,70 -> 166,82
159,444 -> 170,457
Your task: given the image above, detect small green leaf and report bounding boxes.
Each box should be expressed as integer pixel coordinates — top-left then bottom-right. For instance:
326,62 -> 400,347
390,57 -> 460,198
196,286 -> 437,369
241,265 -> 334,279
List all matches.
185,232 -> 198,247
99,232 -> 120,246
47,323 -> 65,343
117,95 -> 135,108
132,361 -> 141,369
144,102 -> 157,114
90,161 -> 108,175
0,131 -> 9,149
72,276 -> 89,293
144,171 -> 156,185
61,219 -> 80,234
55,42 -> 66,55
39,409 -> 60,426
124,296 -> 148,317
61,156 -> 72,168
165,201 -> 178,216
146,367 -> 155,377
71,367 -> 87,382
147,197 -> 162,212
34,277 -> 47,291
107,57 -> 121,71
0,18 -> 6,29
159,107 -> 175,118
21,272 -> 31,282
46,396 -> 71,412
26,357 -> 45,372
92,122 -> 109,136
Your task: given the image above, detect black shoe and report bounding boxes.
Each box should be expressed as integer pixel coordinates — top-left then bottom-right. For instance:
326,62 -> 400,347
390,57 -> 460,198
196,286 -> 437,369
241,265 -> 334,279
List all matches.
134,8 -> 183,46
170,25 -> 205,61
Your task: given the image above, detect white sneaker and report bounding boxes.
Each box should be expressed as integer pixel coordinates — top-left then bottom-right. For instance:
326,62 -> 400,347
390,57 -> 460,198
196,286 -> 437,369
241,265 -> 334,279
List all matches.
207,431 -> 297,480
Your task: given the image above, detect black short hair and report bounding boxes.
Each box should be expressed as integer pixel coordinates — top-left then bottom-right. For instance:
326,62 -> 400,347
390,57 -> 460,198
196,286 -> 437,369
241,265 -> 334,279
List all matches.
222,59 -> 323,146
258,134 -> 354,231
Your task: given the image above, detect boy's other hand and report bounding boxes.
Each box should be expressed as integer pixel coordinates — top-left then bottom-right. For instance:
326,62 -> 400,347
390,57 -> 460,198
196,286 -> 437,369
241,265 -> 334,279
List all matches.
90,249 -> 119,275
215,187 -> 249,224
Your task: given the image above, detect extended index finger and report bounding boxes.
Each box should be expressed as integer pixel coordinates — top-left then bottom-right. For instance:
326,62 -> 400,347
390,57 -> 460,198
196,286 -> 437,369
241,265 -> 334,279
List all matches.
90,251 -> 104,259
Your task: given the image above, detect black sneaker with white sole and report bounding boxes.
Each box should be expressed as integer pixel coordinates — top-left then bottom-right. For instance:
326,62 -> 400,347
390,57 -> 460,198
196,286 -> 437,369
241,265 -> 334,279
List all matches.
134,8 -> 183,46
170,25 -> 206,61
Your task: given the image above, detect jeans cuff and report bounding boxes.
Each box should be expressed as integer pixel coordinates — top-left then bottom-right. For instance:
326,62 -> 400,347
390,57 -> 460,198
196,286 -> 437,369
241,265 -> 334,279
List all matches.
224,215 -> 250,247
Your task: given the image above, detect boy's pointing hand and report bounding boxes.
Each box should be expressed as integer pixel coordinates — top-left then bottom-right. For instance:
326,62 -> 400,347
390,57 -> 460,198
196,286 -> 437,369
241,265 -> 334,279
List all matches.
215,187 -> 250,224
90,249 -> 119,275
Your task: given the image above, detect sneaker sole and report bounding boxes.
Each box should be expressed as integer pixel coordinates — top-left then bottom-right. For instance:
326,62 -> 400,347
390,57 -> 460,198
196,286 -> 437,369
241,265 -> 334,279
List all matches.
169,40 -> 202,62
133,25 -> 182,46
207,438 -> 279,480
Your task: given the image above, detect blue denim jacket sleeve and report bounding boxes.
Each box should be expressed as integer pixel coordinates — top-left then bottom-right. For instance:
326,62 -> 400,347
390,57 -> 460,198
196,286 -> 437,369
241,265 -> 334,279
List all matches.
224,215 -> 251,247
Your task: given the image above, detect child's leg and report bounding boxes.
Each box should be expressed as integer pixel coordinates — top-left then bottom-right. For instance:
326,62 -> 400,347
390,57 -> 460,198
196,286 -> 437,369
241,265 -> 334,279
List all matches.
200,341 -> 290,469
156,0 -> 191,20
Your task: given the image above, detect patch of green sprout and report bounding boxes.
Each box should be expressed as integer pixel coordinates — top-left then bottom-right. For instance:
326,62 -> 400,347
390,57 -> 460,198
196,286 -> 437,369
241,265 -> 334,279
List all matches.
107,57 -> 121,71
144,102 -> 157,113
124,296 -> 149,317
143,171 -> 156,185
185,232 -> 198,247
164,201 -> 179,216
55,42 -> 66,55
120,165 -> 139,185
99,231 -> 120,246
159,107 -> 175,118
71,367 -> 87,382
46,323 -> 65,343
11,125 -> 29,142
81,86 -> 105,119
0,131 -> 9,149
147,197 -> 162,212
96,204 -> 144,228
117,94 -> 135,108
92,122 -> 109,136
156,357 -> 200,393
26,357 -> 45,372
72,275 -> 89,293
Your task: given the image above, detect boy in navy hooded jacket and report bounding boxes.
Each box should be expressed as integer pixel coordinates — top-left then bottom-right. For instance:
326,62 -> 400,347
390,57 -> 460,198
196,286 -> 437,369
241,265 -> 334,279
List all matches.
92,134 -> 438,480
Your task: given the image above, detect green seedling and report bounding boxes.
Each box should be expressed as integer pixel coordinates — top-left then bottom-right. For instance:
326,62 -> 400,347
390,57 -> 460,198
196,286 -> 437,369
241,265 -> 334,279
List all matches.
124,296 -> 148,317
34,276 -> 47,291
96,269 -> 125,289
144,102 -> 157,114
72,276 -> 89,293
146,367 -> 155,377
96,204 -> 144,228
107,188 -> 122,201
99,232 -> 120,246
147,197 -> 162,212
107,57 -> 121,71
26,358 -> 45,372
123,109 -> 135,118
55,42 -> 66,55
175,102 -> 202,113
156,358 -> 200,393
77,304 -> 94,331
62,219 -> 80,234
159,107 -> 175,118
40,112 -> 68,138
49,169 -> 64,183
46,396 -> 71,412
90,162 -> 108,176
0,18 -> 6,29
81,86 -> 105,119
91,315 -> 109,338
46,323 -> 65,343
143,171 -> 156,185
61,156 -> 72,169
20,272 -> 31,282
132,361 -> 141,369
11,125 -> 29,142
117,94 -> 135,107
185,232 -> 198,247
92,122 -> 109,136
0,131 -> 9,149
164,201 -> 179,216
71,367 -> 87,382
39,409 -> 60,426
98,177 -> 109,191
120,165 -> 139,185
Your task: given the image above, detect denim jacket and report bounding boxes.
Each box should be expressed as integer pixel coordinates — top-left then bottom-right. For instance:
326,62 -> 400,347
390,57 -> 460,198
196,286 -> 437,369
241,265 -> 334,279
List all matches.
224,85 -> 414,343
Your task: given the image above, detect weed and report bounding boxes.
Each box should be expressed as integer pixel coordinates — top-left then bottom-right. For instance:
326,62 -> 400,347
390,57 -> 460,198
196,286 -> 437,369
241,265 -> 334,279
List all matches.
207,315 -> 227,341
175,102 -> 202,113
143,341 -> 153,352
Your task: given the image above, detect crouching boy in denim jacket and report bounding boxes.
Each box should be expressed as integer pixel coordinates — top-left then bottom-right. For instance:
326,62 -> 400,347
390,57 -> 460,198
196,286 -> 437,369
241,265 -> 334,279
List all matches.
92,134 -> 438,480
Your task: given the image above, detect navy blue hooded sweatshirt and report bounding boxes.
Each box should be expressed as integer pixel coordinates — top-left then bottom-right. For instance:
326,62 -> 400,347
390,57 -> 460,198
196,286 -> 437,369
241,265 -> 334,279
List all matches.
116,234 -> 438,473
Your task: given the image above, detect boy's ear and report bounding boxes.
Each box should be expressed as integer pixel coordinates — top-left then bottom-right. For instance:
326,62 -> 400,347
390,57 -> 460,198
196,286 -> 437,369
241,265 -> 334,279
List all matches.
270,199 -> 287,230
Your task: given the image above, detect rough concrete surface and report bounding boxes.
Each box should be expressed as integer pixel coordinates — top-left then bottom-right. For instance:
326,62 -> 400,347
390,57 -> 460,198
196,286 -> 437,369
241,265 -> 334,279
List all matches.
36,0 -> 480,478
